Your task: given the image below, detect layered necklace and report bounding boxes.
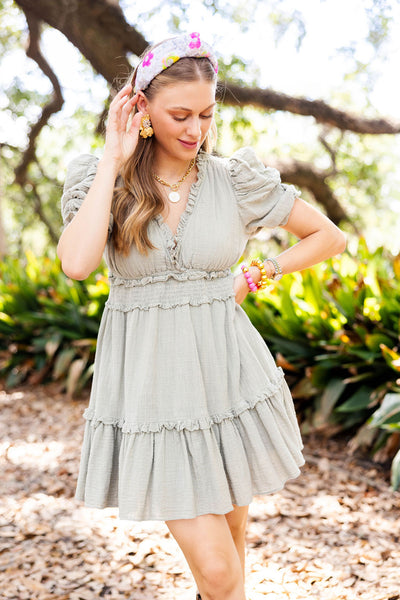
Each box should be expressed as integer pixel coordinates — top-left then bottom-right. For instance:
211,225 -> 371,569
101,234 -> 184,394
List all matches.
154,158 -> 196,203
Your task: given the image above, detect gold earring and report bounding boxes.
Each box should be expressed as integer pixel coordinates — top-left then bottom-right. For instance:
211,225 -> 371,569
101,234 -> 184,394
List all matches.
139,114 -> 154,138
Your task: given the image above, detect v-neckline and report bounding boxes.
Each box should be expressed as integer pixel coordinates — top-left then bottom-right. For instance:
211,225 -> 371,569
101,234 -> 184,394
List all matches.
155,151 -> 207,245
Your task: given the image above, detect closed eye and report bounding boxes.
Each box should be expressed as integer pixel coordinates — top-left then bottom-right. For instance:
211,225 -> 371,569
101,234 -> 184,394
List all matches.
173,114 -> 213,122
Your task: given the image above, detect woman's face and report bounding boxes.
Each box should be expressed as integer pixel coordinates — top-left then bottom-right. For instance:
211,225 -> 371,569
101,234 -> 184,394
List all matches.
141,80 -> 216,163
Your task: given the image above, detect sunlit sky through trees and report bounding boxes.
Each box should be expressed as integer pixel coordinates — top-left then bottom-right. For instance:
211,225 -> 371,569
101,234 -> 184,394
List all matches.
2,0 -> 399,137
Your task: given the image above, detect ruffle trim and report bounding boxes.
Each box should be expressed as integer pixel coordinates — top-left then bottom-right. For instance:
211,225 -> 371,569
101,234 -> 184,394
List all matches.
61,155 -> 113,234
62,195 -> 113,235
104,291 -> 235,311
83,368 -> 286,433
227,147 -> 281,200
226,147 -> 301,203
225,147 -> 301,233
61,191 -> 87,228
108,267 -> 231,287
155,150 -> 209,250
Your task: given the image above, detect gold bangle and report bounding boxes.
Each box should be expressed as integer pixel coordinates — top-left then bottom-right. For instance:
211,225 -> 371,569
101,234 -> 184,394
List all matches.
250,257 -> 269,290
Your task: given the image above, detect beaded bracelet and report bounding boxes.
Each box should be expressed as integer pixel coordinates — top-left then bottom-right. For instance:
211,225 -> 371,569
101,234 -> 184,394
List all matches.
250,257 -> 269,290
240,263 -> 258,292
265,257 -> 283,281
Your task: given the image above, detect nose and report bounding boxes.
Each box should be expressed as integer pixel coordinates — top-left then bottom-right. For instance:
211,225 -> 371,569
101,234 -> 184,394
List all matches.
185,117 -> 202,140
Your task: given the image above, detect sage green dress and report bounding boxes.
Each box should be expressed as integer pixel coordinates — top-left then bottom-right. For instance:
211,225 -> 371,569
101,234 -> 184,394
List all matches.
60,146 -> 305,522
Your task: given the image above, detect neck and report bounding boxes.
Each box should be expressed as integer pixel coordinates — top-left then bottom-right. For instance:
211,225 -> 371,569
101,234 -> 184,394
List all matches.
153,147 -> 197,180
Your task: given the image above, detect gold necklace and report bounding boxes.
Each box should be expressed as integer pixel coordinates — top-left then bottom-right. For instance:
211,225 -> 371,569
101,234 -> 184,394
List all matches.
154,158 -> 196,203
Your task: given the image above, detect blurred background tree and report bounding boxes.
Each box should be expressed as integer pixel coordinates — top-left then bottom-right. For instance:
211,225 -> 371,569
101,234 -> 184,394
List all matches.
0,0 -> 399,258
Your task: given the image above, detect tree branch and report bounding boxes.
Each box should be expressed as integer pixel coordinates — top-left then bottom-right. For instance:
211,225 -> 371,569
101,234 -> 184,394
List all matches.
14,11 -> 64,186
14,0 -> 148,86
10,10 -> 64,244
318,130 -> 342,176
221,83 -> 400,135
267,157 -> 358,229
30,182 -> 59,245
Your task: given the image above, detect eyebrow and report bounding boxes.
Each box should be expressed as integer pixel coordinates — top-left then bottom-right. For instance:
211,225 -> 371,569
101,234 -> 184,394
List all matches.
169,102 -> 216,112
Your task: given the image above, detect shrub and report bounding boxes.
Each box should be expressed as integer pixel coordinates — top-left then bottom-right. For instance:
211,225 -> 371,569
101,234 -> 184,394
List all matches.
0,250 -> 108,396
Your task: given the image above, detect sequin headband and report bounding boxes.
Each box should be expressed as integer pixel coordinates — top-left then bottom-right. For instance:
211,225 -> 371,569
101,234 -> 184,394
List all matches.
133,32 -> 218,93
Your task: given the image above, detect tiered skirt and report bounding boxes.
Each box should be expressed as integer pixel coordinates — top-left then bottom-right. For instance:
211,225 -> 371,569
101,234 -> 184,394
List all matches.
75,270 -> 304,521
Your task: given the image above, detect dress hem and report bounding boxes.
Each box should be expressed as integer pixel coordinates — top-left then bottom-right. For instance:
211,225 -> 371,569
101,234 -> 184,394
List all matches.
74,462 -> 305,522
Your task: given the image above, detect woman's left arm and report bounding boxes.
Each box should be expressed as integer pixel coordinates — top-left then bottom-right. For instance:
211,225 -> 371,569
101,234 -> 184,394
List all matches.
273,196 -> 346,274
234,197 -> 346,303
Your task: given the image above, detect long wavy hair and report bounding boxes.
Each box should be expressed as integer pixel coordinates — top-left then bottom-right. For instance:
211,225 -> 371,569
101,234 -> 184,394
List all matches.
110,45 -> 218,256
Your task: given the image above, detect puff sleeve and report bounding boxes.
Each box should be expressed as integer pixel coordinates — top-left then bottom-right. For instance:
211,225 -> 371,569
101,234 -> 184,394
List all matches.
228,146 -> 299,236
60,154 -> 114,237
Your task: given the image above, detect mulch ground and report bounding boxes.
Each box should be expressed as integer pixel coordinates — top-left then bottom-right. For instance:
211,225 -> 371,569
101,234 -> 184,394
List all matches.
1,380 -> 399,600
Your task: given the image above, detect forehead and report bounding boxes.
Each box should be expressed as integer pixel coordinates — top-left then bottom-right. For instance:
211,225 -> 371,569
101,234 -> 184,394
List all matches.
151,81 -> 216,109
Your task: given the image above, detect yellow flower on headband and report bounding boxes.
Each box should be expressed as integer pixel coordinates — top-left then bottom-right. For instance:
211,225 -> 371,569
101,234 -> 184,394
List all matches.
162,55 -> 180,69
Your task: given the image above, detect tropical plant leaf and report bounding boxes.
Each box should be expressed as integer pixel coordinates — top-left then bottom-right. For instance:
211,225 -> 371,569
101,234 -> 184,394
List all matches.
369,393 -> 400,428
313,378 -> 347,427
336,386 -> 373,413
391,448 -> 400,491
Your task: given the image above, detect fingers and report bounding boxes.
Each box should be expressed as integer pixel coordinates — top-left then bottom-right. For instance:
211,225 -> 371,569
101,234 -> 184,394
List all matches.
127,110 -> 144,136
110,83 -> 133,106
112,93 -> 137,118
108,88 -> 138,132
117,95 -> 137,131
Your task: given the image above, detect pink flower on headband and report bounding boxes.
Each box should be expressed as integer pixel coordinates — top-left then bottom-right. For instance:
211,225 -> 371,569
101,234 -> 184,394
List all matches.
189,32 -> 201,49
142,52 -> 154,67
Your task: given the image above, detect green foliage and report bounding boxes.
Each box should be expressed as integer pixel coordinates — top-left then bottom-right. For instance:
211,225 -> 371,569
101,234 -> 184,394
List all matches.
241,238 -> 400,484
368,393 -> 400,489
0,0 -> 25,49
215,106 -> 265,149
0,107 -> 105,256
269,7 -> 306,51
0,250 -> 109,396
216,55 -> 261,87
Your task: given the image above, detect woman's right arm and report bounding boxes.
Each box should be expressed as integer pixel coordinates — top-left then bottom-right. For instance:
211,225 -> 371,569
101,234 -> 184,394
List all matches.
57,84 -> 141,280
57,157 -> 119,280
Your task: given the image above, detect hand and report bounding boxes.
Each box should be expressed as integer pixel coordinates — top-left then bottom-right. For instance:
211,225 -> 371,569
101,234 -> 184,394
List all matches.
233,265 -> 265,304
103,83 -> 143,171
233,273 -> 251,304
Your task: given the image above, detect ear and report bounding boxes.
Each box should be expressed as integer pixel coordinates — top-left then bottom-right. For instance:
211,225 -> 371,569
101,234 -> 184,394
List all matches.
136,92 -> 150,115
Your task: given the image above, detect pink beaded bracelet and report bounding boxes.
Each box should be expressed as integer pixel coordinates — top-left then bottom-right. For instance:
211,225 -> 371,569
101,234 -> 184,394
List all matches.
241,263 -> 258,292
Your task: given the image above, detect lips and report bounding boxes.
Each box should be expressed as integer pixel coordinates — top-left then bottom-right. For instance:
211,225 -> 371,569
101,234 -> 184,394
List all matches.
178,139 -> 199,149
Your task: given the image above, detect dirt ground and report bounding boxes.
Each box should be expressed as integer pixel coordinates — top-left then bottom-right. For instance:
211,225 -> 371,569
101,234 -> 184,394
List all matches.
1,380 -> 399,600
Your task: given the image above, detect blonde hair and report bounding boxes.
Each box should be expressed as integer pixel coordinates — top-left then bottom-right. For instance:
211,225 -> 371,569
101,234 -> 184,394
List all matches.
110,46 -> 218,256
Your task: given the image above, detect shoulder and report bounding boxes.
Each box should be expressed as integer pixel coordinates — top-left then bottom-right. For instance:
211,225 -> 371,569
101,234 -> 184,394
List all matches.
205,146 -> 280,177
64,154 -> 99,192
210,148 -> 300,233
207,147 -> 281,199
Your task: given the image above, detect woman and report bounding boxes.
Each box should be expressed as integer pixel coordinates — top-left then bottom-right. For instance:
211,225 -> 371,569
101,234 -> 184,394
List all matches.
57,32 -> 346,600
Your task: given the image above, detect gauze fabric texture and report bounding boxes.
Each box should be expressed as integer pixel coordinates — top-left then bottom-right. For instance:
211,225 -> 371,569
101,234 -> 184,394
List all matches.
61,147 -> 304,521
